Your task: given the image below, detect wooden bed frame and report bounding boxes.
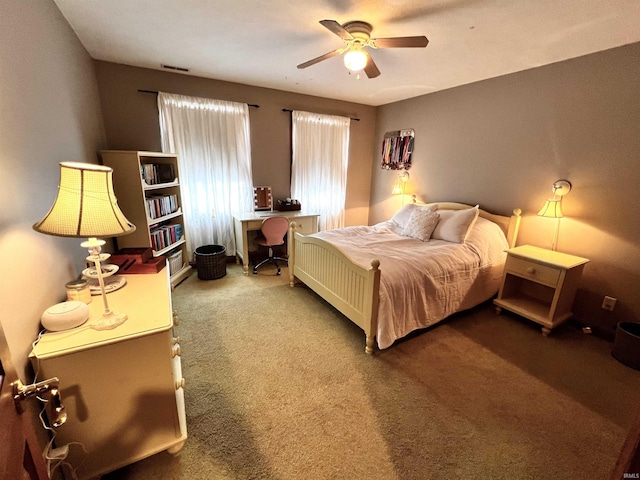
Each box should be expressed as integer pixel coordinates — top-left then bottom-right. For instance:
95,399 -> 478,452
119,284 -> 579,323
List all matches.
289,202 -> 522,354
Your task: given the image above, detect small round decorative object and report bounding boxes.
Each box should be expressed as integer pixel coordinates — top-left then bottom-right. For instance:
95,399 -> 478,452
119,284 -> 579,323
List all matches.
41,301 -> 90,331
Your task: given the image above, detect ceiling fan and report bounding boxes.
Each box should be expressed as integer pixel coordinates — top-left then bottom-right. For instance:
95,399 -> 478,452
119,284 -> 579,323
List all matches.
297,19 -> 429,78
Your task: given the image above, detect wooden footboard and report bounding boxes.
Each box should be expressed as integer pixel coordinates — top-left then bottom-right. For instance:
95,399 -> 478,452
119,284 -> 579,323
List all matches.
289,223 -> 381,354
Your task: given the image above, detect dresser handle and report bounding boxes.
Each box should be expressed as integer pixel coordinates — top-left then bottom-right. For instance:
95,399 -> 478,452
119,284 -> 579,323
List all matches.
526,267 -> 536,274
175,378 -> 186,390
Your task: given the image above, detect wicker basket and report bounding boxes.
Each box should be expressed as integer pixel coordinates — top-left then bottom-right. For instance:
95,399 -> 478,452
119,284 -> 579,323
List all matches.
612,322 -> 640,371
195,245 -> 227,280
167,250 -> 183,276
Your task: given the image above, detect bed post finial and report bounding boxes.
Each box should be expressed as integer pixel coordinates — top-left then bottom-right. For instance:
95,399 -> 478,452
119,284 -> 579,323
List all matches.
507,209 -> 522,248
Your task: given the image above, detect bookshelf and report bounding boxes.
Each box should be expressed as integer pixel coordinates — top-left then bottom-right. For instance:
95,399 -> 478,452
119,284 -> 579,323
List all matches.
100,150 -> 192,288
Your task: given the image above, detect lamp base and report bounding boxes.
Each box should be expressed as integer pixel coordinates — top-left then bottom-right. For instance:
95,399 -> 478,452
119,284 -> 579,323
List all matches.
90,311 -> 128,331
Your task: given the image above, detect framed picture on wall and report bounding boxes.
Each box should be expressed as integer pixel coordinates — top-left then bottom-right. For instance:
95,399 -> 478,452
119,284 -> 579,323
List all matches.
381,129 -> 414,170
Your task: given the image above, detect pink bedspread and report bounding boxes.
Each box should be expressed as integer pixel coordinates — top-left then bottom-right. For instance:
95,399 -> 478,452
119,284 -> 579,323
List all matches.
312,217 -> 509,348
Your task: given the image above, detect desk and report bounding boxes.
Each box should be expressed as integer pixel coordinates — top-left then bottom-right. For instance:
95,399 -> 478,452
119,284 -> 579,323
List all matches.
233,211 -> 319,275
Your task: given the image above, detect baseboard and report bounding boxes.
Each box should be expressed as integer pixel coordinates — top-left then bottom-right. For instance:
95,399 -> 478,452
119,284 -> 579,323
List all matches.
568,316 -> 615,342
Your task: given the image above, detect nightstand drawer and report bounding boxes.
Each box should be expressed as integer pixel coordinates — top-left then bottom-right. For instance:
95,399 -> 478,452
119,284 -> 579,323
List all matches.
506,256 -> 560,287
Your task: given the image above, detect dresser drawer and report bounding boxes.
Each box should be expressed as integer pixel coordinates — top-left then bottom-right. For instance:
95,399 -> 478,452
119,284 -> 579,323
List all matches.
506,255 -> 560,287
246,219 -> 263,230
295,217 -> 317,235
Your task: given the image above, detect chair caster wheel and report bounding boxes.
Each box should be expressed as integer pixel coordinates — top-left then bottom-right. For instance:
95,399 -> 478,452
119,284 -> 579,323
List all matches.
252,269 -> 258,275
276,269 -> 281,276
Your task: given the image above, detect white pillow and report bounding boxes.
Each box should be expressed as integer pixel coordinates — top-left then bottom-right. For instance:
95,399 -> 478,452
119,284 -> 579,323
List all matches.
431,205 -> 480,243
402,210 -> 440,242
391,203 -> 437,229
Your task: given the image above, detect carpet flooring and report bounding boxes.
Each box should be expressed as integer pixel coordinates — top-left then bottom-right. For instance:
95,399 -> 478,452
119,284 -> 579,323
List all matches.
104,263 -> 640,480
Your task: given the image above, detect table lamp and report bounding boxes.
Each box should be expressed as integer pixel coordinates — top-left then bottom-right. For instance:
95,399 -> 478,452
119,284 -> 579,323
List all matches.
33,162 -> 136,330
537,179 -> 571,251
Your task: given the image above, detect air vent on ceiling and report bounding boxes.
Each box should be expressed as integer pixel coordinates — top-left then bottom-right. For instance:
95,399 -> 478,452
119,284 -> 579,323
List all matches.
161,64 -> 189,72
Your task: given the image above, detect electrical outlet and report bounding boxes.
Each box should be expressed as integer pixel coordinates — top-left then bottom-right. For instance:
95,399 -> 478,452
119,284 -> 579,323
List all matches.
602,296 -> 617,311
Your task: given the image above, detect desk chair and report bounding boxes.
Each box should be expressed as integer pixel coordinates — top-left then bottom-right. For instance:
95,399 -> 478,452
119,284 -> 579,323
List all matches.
253,216 -> 289,275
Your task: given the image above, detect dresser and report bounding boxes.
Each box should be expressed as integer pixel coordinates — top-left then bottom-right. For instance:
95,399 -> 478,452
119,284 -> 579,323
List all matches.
233,211 -> 319,275
30,268 -> 187,479
493,245 -> 589,335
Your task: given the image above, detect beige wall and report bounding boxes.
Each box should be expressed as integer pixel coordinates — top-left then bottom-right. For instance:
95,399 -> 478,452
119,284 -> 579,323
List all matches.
94,62 -> 377,227
371,42 -> 640,334
0,1 -> 106,378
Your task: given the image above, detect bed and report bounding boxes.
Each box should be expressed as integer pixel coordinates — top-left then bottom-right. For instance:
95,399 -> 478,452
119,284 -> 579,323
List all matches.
288,202 -> 521,354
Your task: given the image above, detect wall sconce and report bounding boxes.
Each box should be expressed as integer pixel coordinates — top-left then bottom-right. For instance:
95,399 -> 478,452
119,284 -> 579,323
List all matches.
537,179 -> 571,251
391,171 -> 410,204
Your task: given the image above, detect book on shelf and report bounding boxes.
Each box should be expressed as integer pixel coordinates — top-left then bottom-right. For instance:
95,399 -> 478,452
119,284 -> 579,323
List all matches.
146,194 -> 179,219
149,223 -> 183,252
141,163 -> 177,185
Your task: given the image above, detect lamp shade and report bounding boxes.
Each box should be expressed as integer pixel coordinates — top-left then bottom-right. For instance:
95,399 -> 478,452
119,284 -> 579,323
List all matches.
344,49 -> 367,72
391,182 -> 403,195
537,198 -> 563,218
33,162 -> 135,237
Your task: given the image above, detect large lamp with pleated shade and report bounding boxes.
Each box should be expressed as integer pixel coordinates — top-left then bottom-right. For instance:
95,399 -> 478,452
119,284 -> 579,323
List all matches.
33,162 -> 136,330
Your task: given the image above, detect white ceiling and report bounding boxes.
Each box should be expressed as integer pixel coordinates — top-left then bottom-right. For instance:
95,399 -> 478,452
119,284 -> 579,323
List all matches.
53,0 -> 640,107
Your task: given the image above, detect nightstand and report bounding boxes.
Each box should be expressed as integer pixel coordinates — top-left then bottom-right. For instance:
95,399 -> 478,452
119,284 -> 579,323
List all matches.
494,245 -> 589,335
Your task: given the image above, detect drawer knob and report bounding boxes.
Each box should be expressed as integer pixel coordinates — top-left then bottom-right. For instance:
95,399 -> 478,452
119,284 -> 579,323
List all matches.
171,345 -> 181,358
175,378 -> 186,390
526,267 -> 536,274
172,336 -> 180,345
173,314 -> 180,326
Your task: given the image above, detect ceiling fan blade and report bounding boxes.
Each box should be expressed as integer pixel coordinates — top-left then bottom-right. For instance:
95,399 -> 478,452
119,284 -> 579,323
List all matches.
372,36 -> 429,48
297,49 -> 344,69
363,51 -> 381,79
319,19 -> 353,41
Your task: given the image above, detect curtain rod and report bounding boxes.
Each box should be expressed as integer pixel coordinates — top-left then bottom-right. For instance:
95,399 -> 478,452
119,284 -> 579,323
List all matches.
281,108 -> 360,122
138,89 -> 260,108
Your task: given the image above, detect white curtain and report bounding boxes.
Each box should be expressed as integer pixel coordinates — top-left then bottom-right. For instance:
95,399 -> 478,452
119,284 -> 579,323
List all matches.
291,111 -> 350,231
157,92 -> 254,257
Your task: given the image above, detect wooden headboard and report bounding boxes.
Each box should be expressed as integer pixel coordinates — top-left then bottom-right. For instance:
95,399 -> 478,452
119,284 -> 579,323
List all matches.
417,201 -> 522,248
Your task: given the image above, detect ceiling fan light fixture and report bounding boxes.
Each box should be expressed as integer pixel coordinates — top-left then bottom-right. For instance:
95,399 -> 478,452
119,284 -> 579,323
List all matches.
343,49 -> 367,72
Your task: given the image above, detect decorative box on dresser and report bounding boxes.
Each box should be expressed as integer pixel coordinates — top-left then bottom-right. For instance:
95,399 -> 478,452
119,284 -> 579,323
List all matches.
100,150 -> 192,288
494,245 -> 590,335
30,269 -> 187,480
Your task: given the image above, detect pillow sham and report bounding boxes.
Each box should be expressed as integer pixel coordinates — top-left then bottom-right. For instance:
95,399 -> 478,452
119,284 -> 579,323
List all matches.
391,203 -> 437,229
431,205 -> 480,243
401,210 -> 440,242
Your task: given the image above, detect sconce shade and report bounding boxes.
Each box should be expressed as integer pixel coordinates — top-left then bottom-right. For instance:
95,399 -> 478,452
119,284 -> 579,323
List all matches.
537,198 -> 563,218
391,171 -> 410,195
33,162 -> 135,238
